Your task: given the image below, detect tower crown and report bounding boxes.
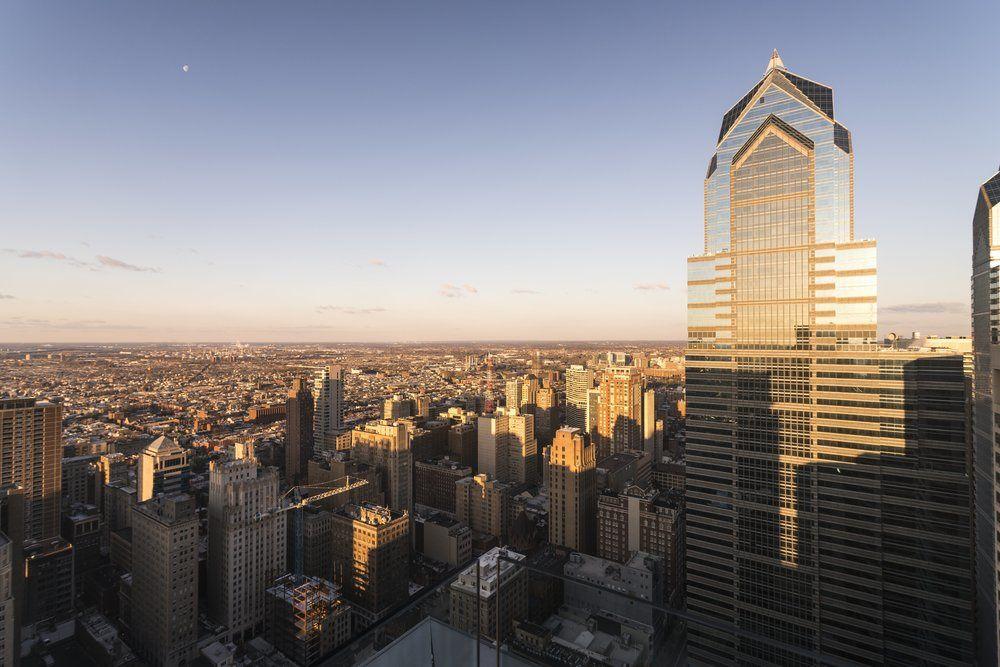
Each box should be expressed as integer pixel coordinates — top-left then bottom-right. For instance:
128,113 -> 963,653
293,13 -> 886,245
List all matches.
765,49 -> 785,74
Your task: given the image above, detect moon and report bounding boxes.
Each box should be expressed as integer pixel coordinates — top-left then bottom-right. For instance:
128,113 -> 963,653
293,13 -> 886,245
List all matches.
182,64 -> 190,73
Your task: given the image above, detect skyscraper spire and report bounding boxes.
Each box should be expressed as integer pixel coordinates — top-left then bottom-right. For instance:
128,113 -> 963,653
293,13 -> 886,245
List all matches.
765,48 -> 785,74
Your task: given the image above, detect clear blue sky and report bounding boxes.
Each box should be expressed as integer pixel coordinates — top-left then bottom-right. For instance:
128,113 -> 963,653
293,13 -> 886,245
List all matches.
1,1 -> 997,342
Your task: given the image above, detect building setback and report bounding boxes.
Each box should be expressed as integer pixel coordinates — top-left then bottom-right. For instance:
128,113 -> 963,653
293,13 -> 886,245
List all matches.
685,50 -> 975,665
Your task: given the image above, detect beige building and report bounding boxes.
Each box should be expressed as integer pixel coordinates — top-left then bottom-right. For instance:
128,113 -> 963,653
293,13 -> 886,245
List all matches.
329,503 -> 409,627
0,398 -> 62,541
476,408 -> 536,485
352,420 -> 412,514
265,574 -> 351,666
596,366 -> 643,459
455,474 -> 512,542
137,435 -> 190,502
313,365 -> 346,449
415,513 -> 472,567
448,547 -> 526,643
413,457 -> 471,513
131,493 -> 199,667
548,427 -> 596,553
208,458 -> 286,642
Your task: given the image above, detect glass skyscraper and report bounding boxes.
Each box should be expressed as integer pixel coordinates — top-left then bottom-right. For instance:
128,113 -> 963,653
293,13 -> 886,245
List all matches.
972,166 -> 1000,665
685,52 -> 974,665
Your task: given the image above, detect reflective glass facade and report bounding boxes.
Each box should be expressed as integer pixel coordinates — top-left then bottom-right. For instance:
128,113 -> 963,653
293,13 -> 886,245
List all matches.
685,57 -> 974,666
972,169 -> 1000,665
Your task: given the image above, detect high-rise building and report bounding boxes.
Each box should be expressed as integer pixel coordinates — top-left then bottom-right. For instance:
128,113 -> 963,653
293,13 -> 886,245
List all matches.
352,420 -> 412,514
0,397 -> 62,541
534,386 -> 557,447
504,378 -> 523,412
596,366 -> 643,459
0,487 -> 22,667
477,413 -> 509,481
685,51 -> 975,664
642,388 -> 657,461
585,387 -> 600,441
0,533 -> 15,667
313,365 -> 346,445
565,365 -> 595,431
208,458 -> 286,642
22,536 -> 74,627
447,422 -> 478,469
597,484 -> 684,609
265,574 -> 352,666
503,408 -> 536,486
130,493 -> 199,667
137,435 -> 190,502
413,457 -> 471,513
455,474 -> 512,542
448,547 -> 527,644
547,427 -> 596,553
286,378 -> 314,486
329,503 -> 409,628
973,166 -> 1000,663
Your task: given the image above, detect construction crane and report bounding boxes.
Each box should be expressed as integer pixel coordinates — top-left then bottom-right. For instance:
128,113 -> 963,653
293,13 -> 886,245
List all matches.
258,476 -> 370,576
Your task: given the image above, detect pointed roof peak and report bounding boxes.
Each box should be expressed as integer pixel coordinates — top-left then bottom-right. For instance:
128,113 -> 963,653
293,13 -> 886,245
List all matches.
766,49 -> 785,74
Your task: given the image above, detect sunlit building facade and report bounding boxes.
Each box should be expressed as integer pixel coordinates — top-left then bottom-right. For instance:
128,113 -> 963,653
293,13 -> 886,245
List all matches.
685,52 -> 974,665
972,166 -> 1000,664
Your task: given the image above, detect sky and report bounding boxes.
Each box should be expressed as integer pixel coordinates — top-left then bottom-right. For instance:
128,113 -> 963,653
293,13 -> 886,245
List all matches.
1,1 -> 998,343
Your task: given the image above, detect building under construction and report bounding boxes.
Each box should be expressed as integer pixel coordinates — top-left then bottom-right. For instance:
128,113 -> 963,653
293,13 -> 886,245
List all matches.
265,574 -> 352,666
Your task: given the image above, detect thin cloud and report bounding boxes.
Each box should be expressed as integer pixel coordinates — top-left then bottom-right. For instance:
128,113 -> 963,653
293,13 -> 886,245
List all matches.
634,282 -> 670,291
4,249 -> 89,268
0,294 -> 14,300
369,259 -> 388,267
0,317 -> 145,330
881,302 -> 966,314
440,283 -> 478,298
96,255 -> 160,273
316,306 -> 388,315
511,289 -> 540,295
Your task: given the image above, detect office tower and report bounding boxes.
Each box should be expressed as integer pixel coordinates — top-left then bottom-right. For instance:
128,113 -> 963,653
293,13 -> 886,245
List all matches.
973,166 -> 1000,663
597,485 -> 684,609
596,450 -> 652,493
329,503 -> 409,628
413,513 -> 472,567
455,474 -> 512,542
62,504 -> 101,585
413,457 -> 471,513
131,493 -> 199,667
642,388 -> 657,461
585,387 -> 600,440
448,422 -> 478,469
685,52 -> 974,664
0,398 -> 62,541
477,412 -> 508,480
534,386 -> 557,447
565,365 -> 595,431
352,420 -> 412,514
23,537 -> 74,627
208,458 -> 286,642
62,454 -> 97,506
286,378 -> 314,486
137,435 -> 191,503
504,408 -> 536,485
448,547 -> 526,643
265,574 -> 352,666
382,394 -> 414,420
0,487 -> 22,667
596,366 -> 643,459
547,427 -> 596,553
313,365 -> 346,444
519,375 -> 539,414
413,394 -> 431,419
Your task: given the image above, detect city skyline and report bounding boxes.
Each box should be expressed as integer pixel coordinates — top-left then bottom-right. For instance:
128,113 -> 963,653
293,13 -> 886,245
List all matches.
3,2 -> 999,342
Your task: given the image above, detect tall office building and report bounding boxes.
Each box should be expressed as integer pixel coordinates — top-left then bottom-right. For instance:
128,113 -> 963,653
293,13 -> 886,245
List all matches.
131,493 -> 199,667
565,365 -> 595,431
973,165 -> 1000,662
642,388 -> 657,461
313,365 -> 346,444
137,435 -> 191,502
534,386 -> 557,447
208,458 -> 287,642
477,412 -> 508,481
596,366 -> 643,459
504,408 -> 536,485
448,547 -> 527,643
685,52 -> 974,664
329,503 -> 409,628
0,398 -> 62,541
352,420 -> 412,514
455,474 -> 512,542
286,377 -> 314,486
547,427 -> 596,553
